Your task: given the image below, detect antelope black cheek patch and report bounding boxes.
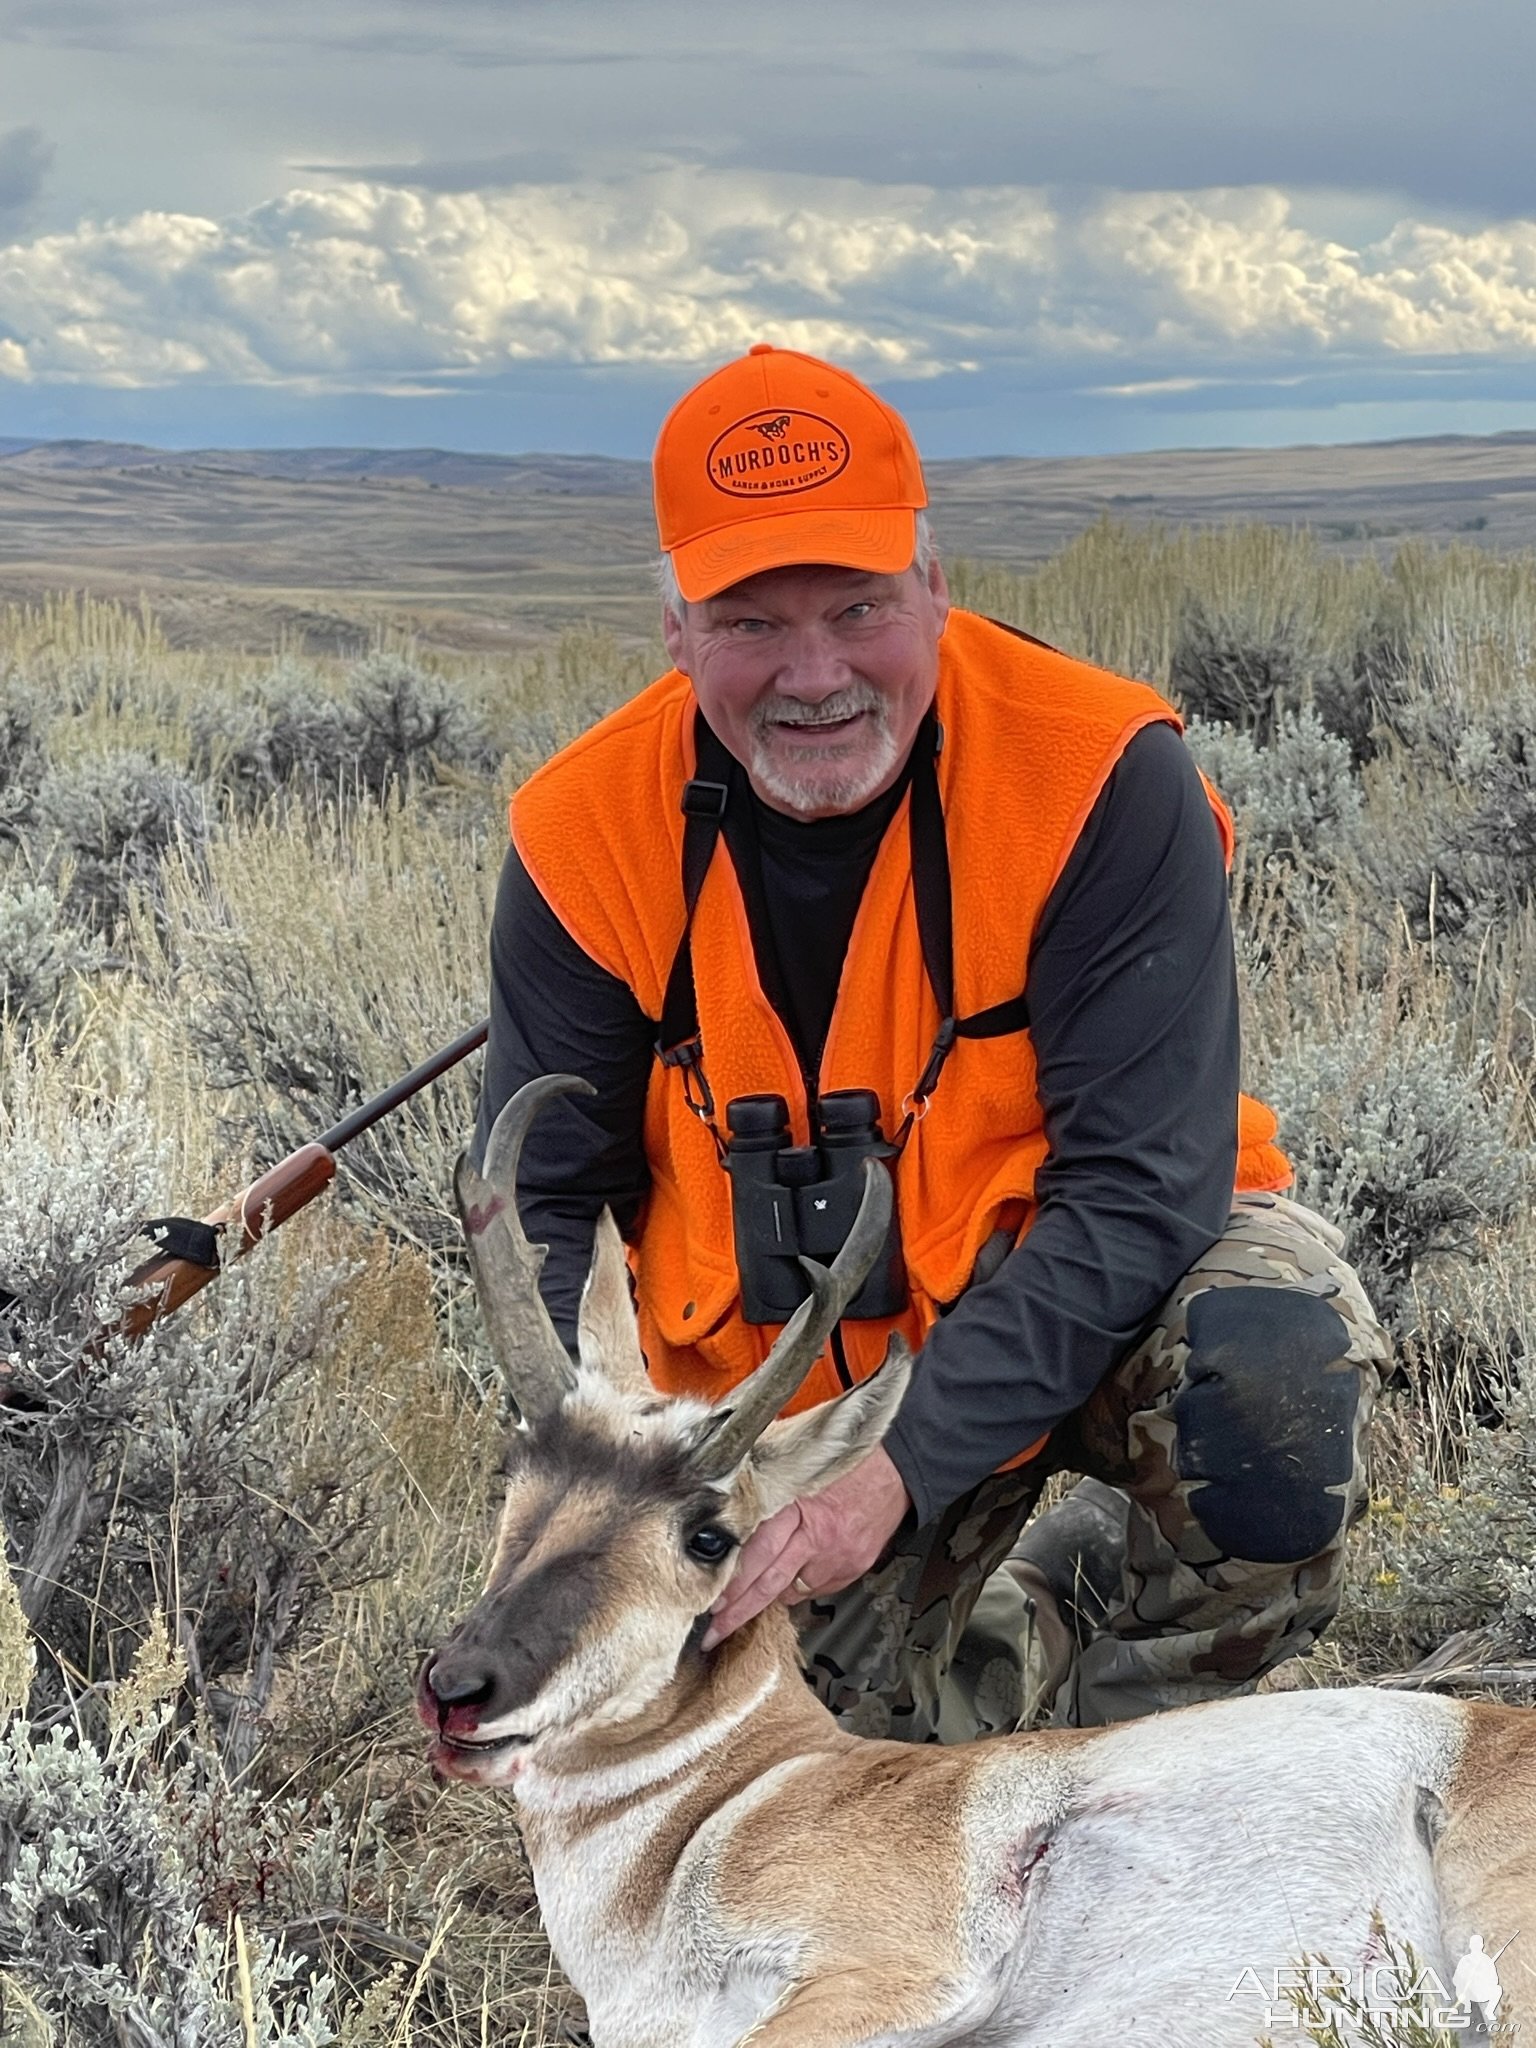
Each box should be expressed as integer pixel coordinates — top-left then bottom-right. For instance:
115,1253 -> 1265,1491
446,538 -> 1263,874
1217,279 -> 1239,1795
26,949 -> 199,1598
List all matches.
1174,1286 -> 1357,1565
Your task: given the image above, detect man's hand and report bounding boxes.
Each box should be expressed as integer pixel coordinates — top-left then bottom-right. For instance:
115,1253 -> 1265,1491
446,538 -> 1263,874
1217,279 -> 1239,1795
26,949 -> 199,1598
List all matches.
702,1444 -> 911,1649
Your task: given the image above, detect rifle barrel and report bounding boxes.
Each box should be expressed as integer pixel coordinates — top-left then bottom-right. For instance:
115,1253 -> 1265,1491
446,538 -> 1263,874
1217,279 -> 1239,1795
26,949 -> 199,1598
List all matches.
317,1018 -> 489,1155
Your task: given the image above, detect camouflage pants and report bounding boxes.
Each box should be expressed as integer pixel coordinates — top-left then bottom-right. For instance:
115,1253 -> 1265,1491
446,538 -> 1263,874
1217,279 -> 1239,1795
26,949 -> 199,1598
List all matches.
795,1191 -> 1393,1741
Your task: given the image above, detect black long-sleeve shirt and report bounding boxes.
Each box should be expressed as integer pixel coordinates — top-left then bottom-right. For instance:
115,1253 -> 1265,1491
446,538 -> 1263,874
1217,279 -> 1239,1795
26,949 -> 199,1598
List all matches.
474,718 -> 1240,1527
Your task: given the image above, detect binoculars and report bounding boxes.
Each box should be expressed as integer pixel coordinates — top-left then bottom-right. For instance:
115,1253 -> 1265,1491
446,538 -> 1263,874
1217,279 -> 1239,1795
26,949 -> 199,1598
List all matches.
722,1089 -> 907,1325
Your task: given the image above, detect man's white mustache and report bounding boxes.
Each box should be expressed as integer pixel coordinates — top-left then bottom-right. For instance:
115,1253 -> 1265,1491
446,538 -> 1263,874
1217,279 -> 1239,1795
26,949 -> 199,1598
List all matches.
756,691 -> 885,731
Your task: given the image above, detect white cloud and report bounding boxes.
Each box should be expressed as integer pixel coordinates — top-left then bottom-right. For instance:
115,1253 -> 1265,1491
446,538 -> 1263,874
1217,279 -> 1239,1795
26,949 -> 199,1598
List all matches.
3,169 -> 1536,394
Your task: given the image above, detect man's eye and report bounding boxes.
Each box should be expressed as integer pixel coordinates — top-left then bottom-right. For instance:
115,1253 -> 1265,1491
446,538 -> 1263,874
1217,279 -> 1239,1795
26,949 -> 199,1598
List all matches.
841,602 -> 876,620
685,1525 -> 736,1564
731,617 -> 772,634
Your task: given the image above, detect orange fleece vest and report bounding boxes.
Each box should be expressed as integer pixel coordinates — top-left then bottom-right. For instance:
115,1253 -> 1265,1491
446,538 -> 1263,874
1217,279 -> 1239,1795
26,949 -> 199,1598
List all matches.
512,609 -> 1292,1459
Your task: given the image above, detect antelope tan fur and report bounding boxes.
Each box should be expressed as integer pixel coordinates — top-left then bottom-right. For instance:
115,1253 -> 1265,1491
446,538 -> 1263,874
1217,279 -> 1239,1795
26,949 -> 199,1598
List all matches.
423,1079 -> 1536,2047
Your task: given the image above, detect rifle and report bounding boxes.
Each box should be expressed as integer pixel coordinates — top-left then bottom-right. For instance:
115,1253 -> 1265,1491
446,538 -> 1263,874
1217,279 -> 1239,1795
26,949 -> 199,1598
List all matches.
115,1019 -> 489,1344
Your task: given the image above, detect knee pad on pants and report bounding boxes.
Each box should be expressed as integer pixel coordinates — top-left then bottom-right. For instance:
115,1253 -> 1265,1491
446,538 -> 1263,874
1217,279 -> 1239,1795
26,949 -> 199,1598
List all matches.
1172,1285 -> 1359,1565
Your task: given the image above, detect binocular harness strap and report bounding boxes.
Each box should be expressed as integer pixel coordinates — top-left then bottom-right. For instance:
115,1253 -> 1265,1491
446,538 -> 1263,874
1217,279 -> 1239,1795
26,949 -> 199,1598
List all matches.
904,716 -> 1031,1128
656,723 -> 737,1151
656,707 -> 1032,1148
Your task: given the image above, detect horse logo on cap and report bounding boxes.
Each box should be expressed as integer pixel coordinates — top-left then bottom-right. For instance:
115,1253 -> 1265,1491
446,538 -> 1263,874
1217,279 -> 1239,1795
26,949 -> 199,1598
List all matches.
707,409 -> 851,498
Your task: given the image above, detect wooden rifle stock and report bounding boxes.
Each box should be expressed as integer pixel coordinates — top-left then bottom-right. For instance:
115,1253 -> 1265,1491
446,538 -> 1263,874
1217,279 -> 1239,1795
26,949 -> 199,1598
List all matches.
108,1018 -> 489,1349
116,1143 -> 338,1342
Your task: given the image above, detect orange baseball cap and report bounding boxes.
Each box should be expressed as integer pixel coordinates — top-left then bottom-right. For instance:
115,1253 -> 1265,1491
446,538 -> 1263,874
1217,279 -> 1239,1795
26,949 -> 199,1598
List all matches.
653,344 -> 928,602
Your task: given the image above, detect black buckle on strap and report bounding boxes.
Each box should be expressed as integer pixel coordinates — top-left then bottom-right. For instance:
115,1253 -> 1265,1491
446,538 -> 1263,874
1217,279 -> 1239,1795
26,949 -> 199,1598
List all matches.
681,779 -> 729,820
912,1016 -> 958,1106
654,1035 -> 722,1147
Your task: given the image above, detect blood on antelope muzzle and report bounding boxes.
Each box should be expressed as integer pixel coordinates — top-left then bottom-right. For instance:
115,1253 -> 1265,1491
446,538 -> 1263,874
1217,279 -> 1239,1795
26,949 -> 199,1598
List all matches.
418,1645 -> 495,1726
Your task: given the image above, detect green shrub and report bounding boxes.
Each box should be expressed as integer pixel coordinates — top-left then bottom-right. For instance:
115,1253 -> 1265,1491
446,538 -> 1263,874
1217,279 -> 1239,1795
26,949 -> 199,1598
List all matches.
1355,1355 -> 1536,1658
32,751 -> 208,931
0,1697 -> 338,2046
347,651 -> 495,793
1261,1004 -> 1533,1335
1170,597 -> 1330,744
1187,707 -> 1363,867
0,672 -> 47,841
190,654 -> 495,811
0,871 -> 106,1034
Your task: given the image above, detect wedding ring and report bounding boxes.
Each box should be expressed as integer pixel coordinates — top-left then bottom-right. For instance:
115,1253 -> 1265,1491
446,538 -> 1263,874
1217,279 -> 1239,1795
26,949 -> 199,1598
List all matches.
790,1574 -> 814,1600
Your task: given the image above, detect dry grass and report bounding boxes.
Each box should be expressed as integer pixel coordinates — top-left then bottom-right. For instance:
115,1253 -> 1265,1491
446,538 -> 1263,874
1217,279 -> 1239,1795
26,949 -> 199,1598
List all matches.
3,525 -> 1535,2042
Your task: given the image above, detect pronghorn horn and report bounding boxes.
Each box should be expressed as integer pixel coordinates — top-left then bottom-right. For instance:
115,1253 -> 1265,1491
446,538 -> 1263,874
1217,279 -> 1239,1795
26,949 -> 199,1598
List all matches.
454,1074 -> 595,1424
689,1161 -> 894,1480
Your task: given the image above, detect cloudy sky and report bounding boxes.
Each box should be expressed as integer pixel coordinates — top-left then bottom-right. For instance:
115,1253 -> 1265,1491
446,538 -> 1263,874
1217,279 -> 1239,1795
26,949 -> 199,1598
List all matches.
3,0 -> 1536,457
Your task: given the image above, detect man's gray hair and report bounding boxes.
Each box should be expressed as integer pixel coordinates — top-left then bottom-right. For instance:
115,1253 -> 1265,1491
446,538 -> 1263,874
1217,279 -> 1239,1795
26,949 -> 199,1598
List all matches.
656,510 -> 937,618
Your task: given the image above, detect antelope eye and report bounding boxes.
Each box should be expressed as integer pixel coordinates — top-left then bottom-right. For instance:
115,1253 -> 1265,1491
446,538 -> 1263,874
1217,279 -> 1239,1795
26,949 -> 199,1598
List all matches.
685,1525 -> 736,1565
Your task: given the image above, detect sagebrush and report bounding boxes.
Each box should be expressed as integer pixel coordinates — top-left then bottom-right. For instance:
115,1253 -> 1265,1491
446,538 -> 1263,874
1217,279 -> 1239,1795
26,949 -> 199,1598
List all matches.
4,526 -> 1535,2042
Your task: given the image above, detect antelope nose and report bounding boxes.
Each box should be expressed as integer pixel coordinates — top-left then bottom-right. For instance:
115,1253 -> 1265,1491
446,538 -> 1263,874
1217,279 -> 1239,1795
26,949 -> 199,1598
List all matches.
421,1650 -> 496,1714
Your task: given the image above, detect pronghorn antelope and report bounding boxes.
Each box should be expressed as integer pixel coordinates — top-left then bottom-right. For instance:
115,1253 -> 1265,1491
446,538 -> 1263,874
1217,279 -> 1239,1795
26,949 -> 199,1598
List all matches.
422,1077 -> 1536,2048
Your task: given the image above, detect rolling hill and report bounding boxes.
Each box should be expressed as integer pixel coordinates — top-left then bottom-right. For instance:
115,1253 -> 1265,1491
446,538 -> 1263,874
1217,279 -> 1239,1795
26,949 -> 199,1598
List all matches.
5,429 -> 1536,651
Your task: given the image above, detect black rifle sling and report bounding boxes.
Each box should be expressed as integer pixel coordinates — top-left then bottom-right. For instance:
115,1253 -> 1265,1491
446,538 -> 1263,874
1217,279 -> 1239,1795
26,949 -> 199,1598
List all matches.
657,705 -> 1032,1131
656,718 -> 738,1134
905,713 -> 1031,1113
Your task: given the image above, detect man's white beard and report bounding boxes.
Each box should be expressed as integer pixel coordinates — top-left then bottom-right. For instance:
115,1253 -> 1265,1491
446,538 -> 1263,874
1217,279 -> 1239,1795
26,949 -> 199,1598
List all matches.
745,686 -> 901,816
